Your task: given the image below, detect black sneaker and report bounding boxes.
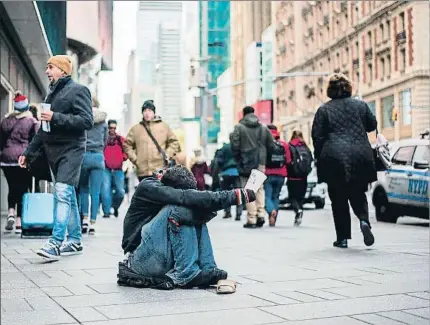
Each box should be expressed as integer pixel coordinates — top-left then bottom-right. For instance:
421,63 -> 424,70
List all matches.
82,219 -> 89,234
103,214 -> 110,218
223,211 -> 232,219
294,210 -> 303,226
60,242 -> 83,256
333,239 -> 348,248
114,208 -> 119,218
243,223 -> 257,229
4,216 -> 15,232
360,220 -> 375,247
88,225 -> 95,235
183,268 -> 228,288
117,260 -> 174,290
256,217 -> 265,228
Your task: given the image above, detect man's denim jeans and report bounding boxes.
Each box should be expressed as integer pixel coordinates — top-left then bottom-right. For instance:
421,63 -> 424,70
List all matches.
264,175 -> 285,215
101,169 -> 125,215
129,205 -> 217,286
79,152 -> 105,222
51,182 -> 82,245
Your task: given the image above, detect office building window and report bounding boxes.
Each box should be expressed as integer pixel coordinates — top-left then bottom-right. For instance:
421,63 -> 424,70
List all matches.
400,89 -> 412,125
139,60 -> 153,84
381,95 -> 394,129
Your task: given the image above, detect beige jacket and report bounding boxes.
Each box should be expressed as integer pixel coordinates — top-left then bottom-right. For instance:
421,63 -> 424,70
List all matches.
124,117 -> 180,177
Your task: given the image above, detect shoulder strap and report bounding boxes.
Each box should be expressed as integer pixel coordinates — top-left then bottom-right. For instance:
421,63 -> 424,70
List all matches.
140,122 -> 167,162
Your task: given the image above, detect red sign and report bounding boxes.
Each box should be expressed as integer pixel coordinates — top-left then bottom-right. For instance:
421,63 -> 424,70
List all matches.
237,100 -> 273,124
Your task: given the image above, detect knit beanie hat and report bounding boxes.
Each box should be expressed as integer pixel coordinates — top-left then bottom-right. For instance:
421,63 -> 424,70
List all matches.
47,55 -> 72,75
14,91 -> 29,112
142,100 -> 156,113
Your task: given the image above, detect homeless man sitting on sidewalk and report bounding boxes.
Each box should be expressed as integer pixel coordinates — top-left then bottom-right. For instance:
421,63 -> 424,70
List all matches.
119,165 -> 256,289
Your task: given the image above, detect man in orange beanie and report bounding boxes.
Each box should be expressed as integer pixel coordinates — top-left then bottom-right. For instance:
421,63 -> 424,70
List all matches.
19,55 -> 94,261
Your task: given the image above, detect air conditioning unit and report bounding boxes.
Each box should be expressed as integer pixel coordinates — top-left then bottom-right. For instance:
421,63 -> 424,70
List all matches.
189,64 -> 201,88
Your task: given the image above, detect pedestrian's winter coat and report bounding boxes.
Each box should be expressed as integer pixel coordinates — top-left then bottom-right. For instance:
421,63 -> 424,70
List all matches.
104,134 -> 127,170
122,177 -> 239,254
1,111 -> 39,165
265,128 -> 291,178
311,97 -> 377,187
24,76 -> 94,186
287,138 -> 308,181
230,113 -> 273,176
123,117 -> 180,177
191,158 -> 210,191
86,109 -> 108,153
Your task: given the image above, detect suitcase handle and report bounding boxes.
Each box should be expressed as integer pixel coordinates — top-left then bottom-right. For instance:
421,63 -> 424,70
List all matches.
32,178 -> 50,194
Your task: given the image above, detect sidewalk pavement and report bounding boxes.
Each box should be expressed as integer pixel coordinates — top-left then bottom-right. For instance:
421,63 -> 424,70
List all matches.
1,204 -> 429,325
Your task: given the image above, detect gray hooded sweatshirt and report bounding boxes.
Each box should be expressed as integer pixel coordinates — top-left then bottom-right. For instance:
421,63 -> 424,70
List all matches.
86,109 -> 108,153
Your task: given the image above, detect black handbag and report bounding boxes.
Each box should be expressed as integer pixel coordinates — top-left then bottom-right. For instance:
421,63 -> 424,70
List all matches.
373,129 -> 391,172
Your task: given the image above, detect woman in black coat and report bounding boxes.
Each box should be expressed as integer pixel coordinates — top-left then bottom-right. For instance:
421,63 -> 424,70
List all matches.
311,73 -> 377,248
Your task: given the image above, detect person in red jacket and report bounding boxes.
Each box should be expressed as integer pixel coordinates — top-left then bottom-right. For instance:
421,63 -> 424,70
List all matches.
265,125 -> 292,226
101,119 -> 127,218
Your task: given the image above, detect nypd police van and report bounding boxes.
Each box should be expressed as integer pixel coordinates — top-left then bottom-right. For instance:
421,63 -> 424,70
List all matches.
372,132 -> 429,223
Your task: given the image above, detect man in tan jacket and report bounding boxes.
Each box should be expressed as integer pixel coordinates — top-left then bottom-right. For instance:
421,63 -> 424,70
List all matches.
124,100 -> 180,181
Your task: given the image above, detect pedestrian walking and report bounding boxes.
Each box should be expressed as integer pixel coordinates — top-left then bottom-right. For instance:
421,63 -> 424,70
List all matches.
286,130 -> 313,227
312,73 -> 377,248
190,147 -> 210,191
19,55 -> 94,260
1,91 -> 38,233
216,140 -> 242,220
78,97 -> 107,234
123,100 -> 180,182
264,125 -> 291,227
101,119 -> 127,218
230,106 -> 274,229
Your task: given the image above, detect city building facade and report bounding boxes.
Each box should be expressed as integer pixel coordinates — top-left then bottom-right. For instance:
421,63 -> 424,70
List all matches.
230,1 -> 272,119
274,0 -> 429,145
199,0 -> 230,144
245,41 -> 262,107
0,1 -> 67,214
217,67 -> 234,146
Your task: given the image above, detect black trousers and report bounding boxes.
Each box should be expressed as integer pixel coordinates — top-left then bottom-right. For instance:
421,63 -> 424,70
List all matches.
2,166 -> 31,217
287,179 -> 307,213
220,175 -> 242,216
328,183 -> 370,241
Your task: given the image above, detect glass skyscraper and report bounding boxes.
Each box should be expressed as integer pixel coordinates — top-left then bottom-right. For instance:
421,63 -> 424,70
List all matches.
199,0 -> 230,144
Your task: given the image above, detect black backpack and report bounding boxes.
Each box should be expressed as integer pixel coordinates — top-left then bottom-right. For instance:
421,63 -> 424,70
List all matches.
287,144 -> 313,178
266,141 -> 286,168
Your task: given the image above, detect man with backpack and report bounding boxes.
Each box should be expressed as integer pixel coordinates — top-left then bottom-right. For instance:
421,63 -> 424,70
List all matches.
264,125 -> 291,226
215,140 -> 242,220
101,119 -> 127,218
230,106 -> 274,228
286,130 -> 313,226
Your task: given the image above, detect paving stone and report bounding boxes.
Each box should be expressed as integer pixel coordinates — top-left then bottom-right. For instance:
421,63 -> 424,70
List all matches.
297,289 -> 348,300
63,283 -> 98,295
379,310 -> 430,325
261,316 -> 369,325
41,286 -> 75,297
0,309 -> 77,325
406,291 -> 429,300
1,278 -> 36,289
1,288 -> 46,299
352,313 -> 406,324
275,291 -> 326,303
1,298 -> 33,312
87,283 -> 136,294
83,308 -> 284,325
65,306 -> 108,322
25,296 -> 60,310
324,282 -> 428,298
260,294 -> 429,321
94,295 -> 274,319
249,292 -> 300,305
403,307 -> 430,319
330,276 -> 382,285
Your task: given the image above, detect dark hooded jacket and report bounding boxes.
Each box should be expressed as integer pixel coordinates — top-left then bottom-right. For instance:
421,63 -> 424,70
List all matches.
86,109 -> 108,153
311,97 -> 377,187
230,113 -> 273,176
122,177 -> 238,254
24,76 -> 94,186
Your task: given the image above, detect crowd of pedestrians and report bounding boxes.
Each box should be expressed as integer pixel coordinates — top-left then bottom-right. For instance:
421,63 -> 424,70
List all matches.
0,54 -> 378,290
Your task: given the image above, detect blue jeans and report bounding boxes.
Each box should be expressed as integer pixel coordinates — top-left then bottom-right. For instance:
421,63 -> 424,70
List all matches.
51,182 -> 82,245
78,152 -> 105,222
101,169 -> 125,215
129,205 -> 217,286
264,175 -> 285,215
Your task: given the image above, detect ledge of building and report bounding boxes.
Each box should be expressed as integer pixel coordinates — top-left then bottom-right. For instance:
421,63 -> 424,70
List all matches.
67,38 -> 98,66
0,1 -> 53,94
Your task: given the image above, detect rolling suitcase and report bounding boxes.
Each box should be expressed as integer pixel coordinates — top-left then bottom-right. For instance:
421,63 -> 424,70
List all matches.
21,179 -> 54,238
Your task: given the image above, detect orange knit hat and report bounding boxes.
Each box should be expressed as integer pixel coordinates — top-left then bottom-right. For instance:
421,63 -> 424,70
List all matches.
47,55 -> 72,75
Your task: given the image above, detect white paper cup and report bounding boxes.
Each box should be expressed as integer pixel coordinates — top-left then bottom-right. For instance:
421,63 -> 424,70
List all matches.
40,103 -> 51,112
245,169 -> 267,192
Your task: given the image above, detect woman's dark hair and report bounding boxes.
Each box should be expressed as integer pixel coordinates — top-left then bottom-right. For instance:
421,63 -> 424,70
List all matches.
267,124 -> 277,131
326,73 -> 352,99
108,119 -> 117,126
291,130 -> 307,145
161,165 -> 197,190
